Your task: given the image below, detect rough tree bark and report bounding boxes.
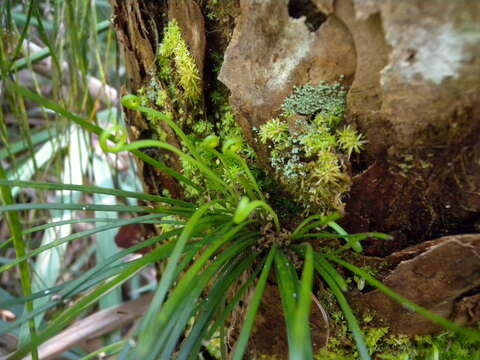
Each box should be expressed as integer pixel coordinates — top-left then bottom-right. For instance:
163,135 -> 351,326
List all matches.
110,0 -> 480,357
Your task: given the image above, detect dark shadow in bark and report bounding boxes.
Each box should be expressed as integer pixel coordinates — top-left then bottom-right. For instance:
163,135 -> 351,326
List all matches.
288,0 -> 327,31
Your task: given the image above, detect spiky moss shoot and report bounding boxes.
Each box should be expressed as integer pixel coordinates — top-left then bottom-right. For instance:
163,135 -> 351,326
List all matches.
337,125 -> 368,159
191,119 -> 214,135
259,118 -> 289,143
158,20 -> 201,102
300,124 -> 337,157
259,81 -> 366,214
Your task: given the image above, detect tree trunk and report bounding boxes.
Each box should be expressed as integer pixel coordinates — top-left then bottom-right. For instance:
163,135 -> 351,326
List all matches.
110,0 -> 480,357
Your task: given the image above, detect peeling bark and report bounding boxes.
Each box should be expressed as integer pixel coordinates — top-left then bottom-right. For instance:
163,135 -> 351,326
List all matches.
354,234 -> 480,335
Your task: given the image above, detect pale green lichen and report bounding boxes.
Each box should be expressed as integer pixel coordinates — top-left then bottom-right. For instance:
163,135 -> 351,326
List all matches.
281,82 -> 347,117
259,81 -> 366,213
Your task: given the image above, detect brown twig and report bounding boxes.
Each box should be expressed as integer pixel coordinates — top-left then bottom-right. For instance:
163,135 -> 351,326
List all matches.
20,293 -> 153,360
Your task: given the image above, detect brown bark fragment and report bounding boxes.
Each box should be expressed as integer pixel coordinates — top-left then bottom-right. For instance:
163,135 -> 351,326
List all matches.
354,234 -> 480,335
453,294 -> 480,327
111,0 -> 160,90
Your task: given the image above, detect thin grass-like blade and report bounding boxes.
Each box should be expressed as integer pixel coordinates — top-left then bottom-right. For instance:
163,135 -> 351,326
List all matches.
0,202 -> 174,214
232,246 -> 277,360
314,255 -> 348,292
291,243 -> 314,360
92,153 -> 122,309
186,263 -> 262,360
8,83 -> 201,190
328,221 -> 362,253
0,228 -> 181,333
178,252 -> 258,360
0,179 -> 194,207
79,339 -> 127,360
274,250 -> 299,350
0,214 -> 169,273
0,127 -> 58,161
25,125 -> 89,342
0,165 -> 38,359
136,222 -> 250,359
7,134 -> 68,197
292,213 -> 342,238
9,20 -> 111,73
138,202 -> 217,340
314,257 -> 371,360
7,238 -> 176,360
157,238 -> 256,360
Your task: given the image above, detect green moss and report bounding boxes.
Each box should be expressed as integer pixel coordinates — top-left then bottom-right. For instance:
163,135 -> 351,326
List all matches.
259,355 -> 280,360
131,20 -> 257,202
315,346 -> 356,360
149,26 -> 359,214
365,327 -> 389,355
375,331 -> 480,360
317,308 -> 480,360
300,124 -> 336,157
259,118 -> 289,143
171,82 -> 260,202
259,81 -> 366,214
192,120 -> 214,135
337,125 -> 367,159
158,20 -> 201,102
136,83 -> 168,142
313,263 -> 480,360
205,337 -> 221,359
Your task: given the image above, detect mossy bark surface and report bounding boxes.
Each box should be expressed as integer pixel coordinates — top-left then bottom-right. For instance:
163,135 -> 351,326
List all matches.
111,0 -> 480,358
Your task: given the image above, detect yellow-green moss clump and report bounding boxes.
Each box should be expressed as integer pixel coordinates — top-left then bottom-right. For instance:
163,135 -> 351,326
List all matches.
133,19 -> 203,141
157,19 -> 201,102
259,81 -> 366,214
